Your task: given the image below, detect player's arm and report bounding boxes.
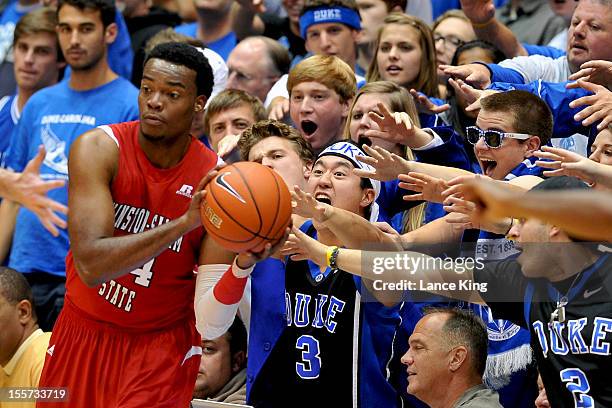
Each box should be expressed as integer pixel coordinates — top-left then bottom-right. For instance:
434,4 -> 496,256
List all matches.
455,177 -> 612,241
195,233 -> 288,339
282,227 -> 485,304
69,129 -> 218,287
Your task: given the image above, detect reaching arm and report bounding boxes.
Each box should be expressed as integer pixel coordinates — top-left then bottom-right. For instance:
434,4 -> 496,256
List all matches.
355,145 -> 473,183
68,129 -> 219,287
459,0 -> 528,58
281,226 -> 485,304
449,176 -> 612,241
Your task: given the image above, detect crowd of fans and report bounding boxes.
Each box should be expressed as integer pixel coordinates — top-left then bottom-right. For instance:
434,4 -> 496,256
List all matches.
1,0 -> 611,407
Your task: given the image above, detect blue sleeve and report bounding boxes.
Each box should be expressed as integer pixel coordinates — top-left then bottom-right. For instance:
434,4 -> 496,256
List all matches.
523,43 -> 566,58
487,63 -> 525,84
107,10 -> 134,80
489,80 -> 591,138
414,126 -> 472,171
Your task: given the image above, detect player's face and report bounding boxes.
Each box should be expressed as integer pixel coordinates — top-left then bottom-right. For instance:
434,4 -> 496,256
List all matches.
434,17 -> 475,75
401,313 -> 452,403
567,0 -> 612,71
356,0 -> 389,45
207,104 -> 257,151
589,128 -> 612,167
290,81 -> 350,151
307,155 -> 374,217
305,23 -> 359,67
13,32 -> 61,92
349,93 -> 403,155
0,294 -> 23,367
510,217 -> 554,279
376,24 -> 423,89
226,41 -> 278,102
193,337 -> 233,399
56,5 -> 115,71
139,58 -> 204,142
474,109 -> 538,180
248,136 -> 310,190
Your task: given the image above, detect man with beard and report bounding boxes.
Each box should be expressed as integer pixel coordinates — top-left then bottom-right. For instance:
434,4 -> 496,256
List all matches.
0,0 -> 138,331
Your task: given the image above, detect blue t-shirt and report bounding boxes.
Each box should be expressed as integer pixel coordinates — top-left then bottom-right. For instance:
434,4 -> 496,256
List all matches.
0,94 -> 18,167
174,23 -> 237,61
5,77 -> 139,276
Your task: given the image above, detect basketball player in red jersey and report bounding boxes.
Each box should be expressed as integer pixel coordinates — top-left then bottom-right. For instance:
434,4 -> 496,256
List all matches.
36,42 -> 236,408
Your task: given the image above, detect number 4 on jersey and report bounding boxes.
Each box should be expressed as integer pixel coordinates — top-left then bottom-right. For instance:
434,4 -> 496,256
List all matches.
130,259 -> 155,287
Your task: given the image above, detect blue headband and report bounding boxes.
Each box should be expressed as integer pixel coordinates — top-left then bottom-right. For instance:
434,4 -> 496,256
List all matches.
299,6 -> 362,39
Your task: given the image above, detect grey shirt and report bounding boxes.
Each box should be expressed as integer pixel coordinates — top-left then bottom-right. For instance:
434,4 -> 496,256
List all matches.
453,384 -> 503,408
496,0 -> 566,45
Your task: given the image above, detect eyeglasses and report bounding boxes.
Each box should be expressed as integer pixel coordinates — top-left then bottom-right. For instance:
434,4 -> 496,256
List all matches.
465,126 -> 531,148
433,34 -> 464,48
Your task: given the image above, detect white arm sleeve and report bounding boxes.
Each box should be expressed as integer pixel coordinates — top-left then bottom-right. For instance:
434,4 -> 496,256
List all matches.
194,263 -> 252,340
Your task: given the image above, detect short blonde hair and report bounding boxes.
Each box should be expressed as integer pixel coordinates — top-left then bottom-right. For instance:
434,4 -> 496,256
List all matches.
366,13 -> 439,98
287,55 -> 357,103
204,89 -> 266,135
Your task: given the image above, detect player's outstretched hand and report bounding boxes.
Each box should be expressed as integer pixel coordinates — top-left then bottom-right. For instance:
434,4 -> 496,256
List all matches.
399,172 -> 448,203
568,60 -> 612,90
11,146 -> 68,237
440,64 -> 492,89
267,96 -> 290,121
355,144 -> 410,181
280,225 -> 327,265
410,89 -> 450,115
291,186 -> 331,223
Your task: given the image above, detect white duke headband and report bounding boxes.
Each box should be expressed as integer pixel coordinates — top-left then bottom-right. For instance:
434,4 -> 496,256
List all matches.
299,6 -> 362,39
317,141 -> 381,222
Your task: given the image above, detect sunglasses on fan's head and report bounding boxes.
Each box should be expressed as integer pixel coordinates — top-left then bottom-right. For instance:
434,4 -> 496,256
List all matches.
465,126 -> 531,149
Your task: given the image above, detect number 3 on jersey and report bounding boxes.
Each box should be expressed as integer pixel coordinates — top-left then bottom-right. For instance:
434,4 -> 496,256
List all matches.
296,335 -> 321,379
130,259 -> 156,287
560,368 -> 594,408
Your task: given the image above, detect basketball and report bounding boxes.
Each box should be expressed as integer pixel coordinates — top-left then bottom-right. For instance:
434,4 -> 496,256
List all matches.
200,162 -> 292,253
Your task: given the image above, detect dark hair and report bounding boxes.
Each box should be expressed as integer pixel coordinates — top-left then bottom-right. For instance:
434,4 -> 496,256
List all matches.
445,40 -> 506,162
0,267 -> 37,321
57,0 -> 115,28
300,0 -> 360,16
145,42 -> 213,98
480,90 -> 553,146
423,307 -> 488,377
226,316 -> 247,355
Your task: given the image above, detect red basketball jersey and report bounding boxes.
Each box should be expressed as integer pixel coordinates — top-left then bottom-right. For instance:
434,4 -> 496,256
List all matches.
65,121 -> 220,330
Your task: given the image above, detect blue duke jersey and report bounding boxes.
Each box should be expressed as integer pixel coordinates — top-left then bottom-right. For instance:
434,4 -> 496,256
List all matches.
250,244 -> 360,405
247,222 -> 401,407
475,252 -> 612,407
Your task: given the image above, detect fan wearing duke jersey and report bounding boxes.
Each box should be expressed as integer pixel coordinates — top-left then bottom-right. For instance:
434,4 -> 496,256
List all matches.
36,43 -> 235,408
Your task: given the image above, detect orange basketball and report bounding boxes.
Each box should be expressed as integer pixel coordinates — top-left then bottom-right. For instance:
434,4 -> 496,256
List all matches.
200,161 -> 292,253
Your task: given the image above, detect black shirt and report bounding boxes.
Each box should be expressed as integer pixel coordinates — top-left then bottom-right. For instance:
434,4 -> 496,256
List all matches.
474,252 -> 612,407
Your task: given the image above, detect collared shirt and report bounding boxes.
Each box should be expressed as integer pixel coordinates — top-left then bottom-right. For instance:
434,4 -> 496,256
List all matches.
1,329 -> 51,408
454,384 -> 503,408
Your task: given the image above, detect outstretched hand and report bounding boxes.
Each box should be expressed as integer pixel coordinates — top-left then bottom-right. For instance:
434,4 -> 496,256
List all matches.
399,172 -> 448,203
280,226 -> 327,265
533,146 -> 601,186
568,60 -> 612,90
366,102 -> 416,145
409,89 -> 450,115
291,186 -> 331,223
354,144 -> 410,181
236,225 -> 292,269
568,80 -> 612,130
441,64 -> 492,89
11,146 -> 68,237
